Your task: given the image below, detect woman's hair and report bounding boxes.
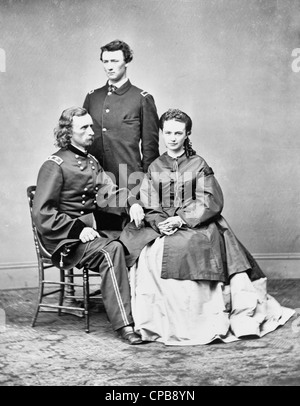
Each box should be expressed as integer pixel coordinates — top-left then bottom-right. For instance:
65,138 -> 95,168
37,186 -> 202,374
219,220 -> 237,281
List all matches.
100,39 -> 133,64
159,108 -> 196,157
54,106 -> 88,148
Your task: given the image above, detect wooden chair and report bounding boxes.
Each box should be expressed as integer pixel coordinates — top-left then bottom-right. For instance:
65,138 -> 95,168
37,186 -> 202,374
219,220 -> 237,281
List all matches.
27,185 -> 102,333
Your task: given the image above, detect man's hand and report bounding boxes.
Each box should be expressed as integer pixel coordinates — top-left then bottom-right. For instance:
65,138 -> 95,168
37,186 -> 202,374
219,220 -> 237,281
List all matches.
129,203 -> 145,228
79,227 -> 100,243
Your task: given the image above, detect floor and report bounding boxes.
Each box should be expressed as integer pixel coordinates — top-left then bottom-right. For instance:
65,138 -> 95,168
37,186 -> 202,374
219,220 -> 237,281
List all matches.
0,280 -> 300,387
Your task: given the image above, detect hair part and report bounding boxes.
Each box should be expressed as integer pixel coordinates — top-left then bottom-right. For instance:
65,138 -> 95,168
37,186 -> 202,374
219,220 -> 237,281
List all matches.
159,108 -> 196,157
159,108 -> 192,134
100,39 -> 133,63
54,107 -> 88,148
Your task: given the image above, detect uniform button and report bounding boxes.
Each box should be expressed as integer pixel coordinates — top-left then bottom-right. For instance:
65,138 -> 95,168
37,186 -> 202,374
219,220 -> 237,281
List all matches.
95,186 -> 98,191
90,160 -> 93,164
78,161 -> 81,164
75,155 -> 79,159
107,92 -> 112,96
92,166 -> 95,170
95,193 -> 98,197
82,194 -> 86,198
94,200 -> 97,204
80,166 -> 84,170
103,128 -> 107,132
84,188 -> 88,191
82,201 -> 86,205
106,109 -> 110,113
80,211 -> 84,215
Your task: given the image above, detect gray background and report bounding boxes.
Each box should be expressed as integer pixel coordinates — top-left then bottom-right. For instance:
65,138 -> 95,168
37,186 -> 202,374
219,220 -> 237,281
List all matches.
0,0 -> 299,283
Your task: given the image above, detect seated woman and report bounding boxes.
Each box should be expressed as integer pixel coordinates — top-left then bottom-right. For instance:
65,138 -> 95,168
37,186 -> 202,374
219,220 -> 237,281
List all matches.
120,108 -> 295,346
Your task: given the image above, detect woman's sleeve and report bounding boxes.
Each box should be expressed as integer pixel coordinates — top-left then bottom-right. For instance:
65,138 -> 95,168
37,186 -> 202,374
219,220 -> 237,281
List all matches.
139,170 -> 168,232
176,165 -> 224,228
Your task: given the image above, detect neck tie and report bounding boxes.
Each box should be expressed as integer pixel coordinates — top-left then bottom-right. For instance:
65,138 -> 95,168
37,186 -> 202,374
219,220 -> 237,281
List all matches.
108,84 -> 117,93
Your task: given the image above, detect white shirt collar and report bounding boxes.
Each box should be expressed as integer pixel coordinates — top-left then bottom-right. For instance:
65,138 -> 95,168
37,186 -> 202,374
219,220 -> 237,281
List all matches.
108,77 -> 129,88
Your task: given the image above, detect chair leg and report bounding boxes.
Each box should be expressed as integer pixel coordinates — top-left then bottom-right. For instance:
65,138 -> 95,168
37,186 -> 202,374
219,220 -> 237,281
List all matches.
65,268 -> 77,306
31,260 -> 44,327
58,269 -> 65,316
83,268 -> 90,333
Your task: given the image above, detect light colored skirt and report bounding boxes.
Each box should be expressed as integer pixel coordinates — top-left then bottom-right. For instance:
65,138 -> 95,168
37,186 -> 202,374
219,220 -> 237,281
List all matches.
130,237 -> 295,346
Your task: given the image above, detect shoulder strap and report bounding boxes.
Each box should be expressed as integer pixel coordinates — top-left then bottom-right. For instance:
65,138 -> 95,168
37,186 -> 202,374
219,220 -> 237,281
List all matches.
47,155 -> 63,165
140,90 -> 149,97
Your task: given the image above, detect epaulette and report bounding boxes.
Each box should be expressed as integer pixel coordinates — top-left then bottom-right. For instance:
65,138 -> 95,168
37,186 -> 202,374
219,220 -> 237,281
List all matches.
140,90 -> 149,97
88,89 -> 95,94
47,155 -> 63,165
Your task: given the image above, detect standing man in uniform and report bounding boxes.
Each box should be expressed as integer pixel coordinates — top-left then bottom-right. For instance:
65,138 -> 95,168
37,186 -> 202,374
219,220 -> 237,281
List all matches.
83,39 -> 160,230
32,106 -> 145,345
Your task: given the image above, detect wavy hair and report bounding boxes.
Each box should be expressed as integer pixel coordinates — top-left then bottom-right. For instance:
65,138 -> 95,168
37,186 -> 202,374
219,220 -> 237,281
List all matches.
159,108 -> 196,157
54,107 -> 88,148
100,39 -> 133,63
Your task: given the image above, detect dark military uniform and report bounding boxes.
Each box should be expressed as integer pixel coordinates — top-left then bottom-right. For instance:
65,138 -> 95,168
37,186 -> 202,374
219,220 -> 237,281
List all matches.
83,80 -> 160,230
83,80 -> 160,188
32,144 -> 134,331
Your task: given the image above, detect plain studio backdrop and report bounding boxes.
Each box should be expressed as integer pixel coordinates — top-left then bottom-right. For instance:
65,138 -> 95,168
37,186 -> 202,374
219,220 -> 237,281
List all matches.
0,0 -> 299,288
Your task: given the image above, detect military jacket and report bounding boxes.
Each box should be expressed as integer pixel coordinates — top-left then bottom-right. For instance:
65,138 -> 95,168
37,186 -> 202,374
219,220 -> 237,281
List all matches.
32,144 -> 128,254
83,80 -> 160,190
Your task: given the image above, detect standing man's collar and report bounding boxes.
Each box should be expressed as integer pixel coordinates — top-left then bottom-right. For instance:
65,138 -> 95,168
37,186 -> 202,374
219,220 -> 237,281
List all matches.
106,79 -> 132,95
108,77 -> 128,89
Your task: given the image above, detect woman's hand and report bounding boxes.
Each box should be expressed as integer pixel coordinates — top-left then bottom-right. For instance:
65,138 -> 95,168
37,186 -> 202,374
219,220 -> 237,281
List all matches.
157,216 -> 183,236
129,203 -> 145,228
79,227 -> 100,243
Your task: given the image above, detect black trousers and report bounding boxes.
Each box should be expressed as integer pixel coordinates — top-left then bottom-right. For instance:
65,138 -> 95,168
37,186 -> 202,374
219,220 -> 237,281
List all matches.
78,238 -> 133,331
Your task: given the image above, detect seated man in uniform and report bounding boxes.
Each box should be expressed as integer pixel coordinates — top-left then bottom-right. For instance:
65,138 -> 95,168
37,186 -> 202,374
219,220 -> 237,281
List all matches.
32,106 -> 145,345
